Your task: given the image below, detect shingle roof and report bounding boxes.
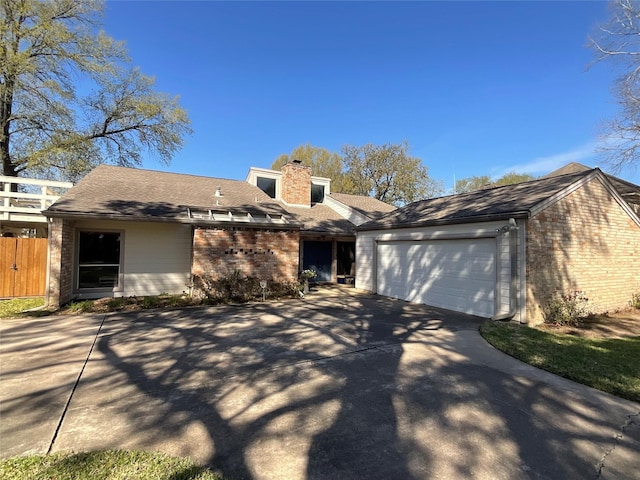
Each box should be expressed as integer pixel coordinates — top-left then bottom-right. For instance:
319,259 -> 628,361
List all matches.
543,162 -> 640,211
46,165 -> 292,222
542,162 -> 591,178
358,169 -> 601,231
329,192 -> 397,220
45,165 -> 391,234
285,204 -> 357,234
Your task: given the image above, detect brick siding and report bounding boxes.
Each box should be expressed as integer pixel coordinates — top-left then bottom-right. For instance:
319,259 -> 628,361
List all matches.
192,227 -> 300,282
47,218 -> 74,307
526,178 -> 640,324
281,162 -> 311,206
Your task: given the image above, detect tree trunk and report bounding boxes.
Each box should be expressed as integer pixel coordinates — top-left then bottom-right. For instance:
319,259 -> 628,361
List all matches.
1,67 -> 17,179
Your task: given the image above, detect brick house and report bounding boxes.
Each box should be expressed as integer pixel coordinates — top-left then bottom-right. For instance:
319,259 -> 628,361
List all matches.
355,165 -> 640,324
44,161 -> 395,307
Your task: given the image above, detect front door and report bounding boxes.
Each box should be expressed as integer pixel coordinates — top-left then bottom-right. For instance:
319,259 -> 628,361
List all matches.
302,240 -> 332,282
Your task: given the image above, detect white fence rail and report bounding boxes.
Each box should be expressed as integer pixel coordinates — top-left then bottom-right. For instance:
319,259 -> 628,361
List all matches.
0,176 -> 72,224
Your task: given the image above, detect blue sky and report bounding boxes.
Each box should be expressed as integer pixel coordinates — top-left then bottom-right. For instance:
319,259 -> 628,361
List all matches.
102,0 -> 639,190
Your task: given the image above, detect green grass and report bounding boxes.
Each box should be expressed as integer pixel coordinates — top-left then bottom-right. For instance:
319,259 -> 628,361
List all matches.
480,321 -> 640,402
0,450 -> 222,480
0,297 -> 45,318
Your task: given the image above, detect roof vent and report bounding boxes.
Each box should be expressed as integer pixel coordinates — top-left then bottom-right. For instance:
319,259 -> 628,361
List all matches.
292,159 -> 302,164
214,186 -> 223,197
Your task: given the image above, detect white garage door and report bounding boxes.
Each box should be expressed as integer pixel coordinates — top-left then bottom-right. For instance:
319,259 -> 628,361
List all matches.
376,238 -> 496,317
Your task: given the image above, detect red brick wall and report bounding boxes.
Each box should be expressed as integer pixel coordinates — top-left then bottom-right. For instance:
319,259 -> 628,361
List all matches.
526,178 -> 640,324
192,227 -> 300,282
47,218 -> 75,307
281,162 -> 311,206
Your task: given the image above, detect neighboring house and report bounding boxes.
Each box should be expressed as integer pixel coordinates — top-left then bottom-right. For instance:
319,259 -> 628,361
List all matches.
44,161 -> 395,307
356,165 -> 640,324
1,176 -> 72,238
1,176 -> 72,298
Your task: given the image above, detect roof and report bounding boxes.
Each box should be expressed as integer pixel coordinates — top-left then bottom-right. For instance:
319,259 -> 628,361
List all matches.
329,192 -> 396,220
46,165 -> 295,225
544,162 -> 640,211
285,204 -> 358,234
359,169 -> 604,231
542,162 -> 592,178
45,165 -> 392,234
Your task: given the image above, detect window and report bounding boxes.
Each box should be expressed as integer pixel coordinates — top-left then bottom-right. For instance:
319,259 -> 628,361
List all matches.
311,183 -> 325,204
257,177 -> 276,198
77,231 -> 122,289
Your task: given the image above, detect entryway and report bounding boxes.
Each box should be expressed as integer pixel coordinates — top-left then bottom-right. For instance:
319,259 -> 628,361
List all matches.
302,240 -> 332,282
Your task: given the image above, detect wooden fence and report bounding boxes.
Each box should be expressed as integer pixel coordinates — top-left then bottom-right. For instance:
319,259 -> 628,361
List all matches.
0,237 -> 48,298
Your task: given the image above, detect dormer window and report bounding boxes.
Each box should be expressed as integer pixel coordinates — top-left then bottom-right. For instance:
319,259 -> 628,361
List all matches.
311,183 -> 325,204
257,176 -> 277,198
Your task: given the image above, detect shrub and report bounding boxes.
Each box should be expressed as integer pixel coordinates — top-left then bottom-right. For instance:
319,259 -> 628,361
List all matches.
193,272 -> 300,303
543,290 -> 591,327
65,300 -> 95,313
142,295 -> 161,309
631,292 -> 640,310
106,298 -> 126,310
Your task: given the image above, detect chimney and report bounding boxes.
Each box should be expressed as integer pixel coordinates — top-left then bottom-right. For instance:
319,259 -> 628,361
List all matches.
281,160 -> 311,207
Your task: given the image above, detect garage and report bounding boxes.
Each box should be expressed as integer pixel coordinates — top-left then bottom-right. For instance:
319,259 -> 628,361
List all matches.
376,238 -> 497,317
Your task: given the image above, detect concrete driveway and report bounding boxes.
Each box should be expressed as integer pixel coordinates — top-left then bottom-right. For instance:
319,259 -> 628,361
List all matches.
1,289 -> 639,479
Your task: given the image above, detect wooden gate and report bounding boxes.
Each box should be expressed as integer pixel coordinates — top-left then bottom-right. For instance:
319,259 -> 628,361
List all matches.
0,237 -> 48,298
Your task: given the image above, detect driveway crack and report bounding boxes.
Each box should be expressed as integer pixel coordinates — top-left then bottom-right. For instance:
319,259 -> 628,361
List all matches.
595,411 -> 639,479
46,314 -> 107,454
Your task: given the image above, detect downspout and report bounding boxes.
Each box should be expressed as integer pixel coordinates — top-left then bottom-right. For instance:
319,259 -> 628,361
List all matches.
491,218 -> 519,321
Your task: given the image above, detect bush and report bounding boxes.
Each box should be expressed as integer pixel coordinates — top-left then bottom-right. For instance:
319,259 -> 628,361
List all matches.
193,271 -> 300,303
631,292 -> 640,310
106,297 -> 126,310
65,300 -> 95,313
142,295 -> 161,309
543,290 -> 591,327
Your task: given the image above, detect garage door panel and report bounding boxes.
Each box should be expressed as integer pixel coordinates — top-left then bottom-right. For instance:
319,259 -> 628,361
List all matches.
377,239 -> 496,317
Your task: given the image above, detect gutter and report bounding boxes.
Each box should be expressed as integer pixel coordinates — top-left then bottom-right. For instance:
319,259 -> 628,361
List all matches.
43,211 -> 303,229
491,218 -> 519,321
357,211 -> 530,231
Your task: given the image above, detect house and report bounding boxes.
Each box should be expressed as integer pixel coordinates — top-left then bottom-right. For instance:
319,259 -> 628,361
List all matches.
43,161 -> 395,307
355,166 -> 640,324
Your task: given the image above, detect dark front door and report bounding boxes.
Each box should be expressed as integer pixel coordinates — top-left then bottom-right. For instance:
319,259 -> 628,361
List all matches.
303,241 -> 332,282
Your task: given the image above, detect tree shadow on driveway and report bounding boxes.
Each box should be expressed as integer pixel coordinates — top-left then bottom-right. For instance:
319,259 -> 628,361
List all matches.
37,294 -> 640,479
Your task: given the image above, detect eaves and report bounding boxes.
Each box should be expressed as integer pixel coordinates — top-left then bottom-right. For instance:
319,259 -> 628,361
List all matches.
356,211 -> 531,232
43,210 -> 303,230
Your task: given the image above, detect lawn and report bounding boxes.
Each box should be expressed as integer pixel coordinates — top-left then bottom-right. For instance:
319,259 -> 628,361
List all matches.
0,297 -> 45,318
0,450 -> 221,480
480,320 -> 640,402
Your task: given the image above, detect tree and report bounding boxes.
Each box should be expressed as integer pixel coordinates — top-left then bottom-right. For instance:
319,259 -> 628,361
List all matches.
590,0 -> 640,171
455,172 -> 535,194
495,172 -> 536,186
342,141 -> 443,206
454,175 -> 493,194
1,0 -> 191,181
271,144 -> 353,192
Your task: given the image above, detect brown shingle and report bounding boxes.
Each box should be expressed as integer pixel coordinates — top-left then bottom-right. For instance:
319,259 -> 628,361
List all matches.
542,162 -> 592,178
359,169 -> 605,230
46,165 -> 289,220
284,204 -> 356,234
329,192 -> 396,220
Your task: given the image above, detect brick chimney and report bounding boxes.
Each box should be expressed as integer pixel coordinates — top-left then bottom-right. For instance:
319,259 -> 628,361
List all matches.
281,160 -> 311,207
